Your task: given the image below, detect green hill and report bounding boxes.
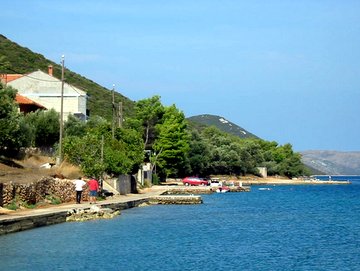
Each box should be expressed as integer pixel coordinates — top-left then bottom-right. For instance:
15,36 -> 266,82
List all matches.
187,114 -> 258,139
0,34 -> 134,120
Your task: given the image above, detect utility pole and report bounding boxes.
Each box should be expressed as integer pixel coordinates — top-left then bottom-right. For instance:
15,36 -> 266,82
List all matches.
112,84 -> 115,139
101,135 -> 104,163
100,135 -> 104,195
58,55 -> 65,165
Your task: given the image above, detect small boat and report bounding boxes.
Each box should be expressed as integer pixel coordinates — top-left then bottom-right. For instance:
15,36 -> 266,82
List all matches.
258,187 -> 271,191
216,186 -> 230,193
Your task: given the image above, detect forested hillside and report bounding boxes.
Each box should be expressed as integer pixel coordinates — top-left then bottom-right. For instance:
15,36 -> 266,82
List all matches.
0,34 -> 134,120
188,114 -> 258,139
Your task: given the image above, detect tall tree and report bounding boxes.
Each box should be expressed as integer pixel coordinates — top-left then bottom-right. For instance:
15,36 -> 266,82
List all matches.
153,105 -> 190,178
132,95 -> 165,150
187,129 -> 211,176
63,122 -> 144,177
64,114 -> 87,137
62,133 -> 105,179
24,109 -> 60,147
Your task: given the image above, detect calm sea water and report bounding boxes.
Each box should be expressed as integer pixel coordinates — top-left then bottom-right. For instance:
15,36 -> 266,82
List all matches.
0,177 -> 359,271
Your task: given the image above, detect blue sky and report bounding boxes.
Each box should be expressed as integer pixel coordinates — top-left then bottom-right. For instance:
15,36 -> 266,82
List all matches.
1,0 -> 360,151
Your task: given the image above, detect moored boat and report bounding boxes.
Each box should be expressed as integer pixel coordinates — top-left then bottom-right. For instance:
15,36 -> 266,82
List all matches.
216,186 -> 230,193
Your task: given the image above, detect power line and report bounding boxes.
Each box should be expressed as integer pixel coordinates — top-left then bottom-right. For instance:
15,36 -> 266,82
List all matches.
3,67 -> 59,82
65,80 -> 86,96
3,66 -> 86,96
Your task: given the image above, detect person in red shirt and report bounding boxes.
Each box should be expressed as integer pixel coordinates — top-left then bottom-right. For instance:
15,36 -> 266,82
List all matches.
87,178 -> 99,204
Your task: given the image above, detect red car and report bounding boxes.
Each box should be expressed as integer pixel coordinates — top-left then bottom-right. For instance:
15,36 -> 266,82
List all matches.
182,177 -> 209,186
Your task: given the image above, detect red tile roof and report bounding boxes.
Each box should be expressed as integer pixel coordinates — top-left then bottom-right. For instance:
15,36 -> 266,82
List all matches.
15,94 -> 46,109
0,74 -> 23,83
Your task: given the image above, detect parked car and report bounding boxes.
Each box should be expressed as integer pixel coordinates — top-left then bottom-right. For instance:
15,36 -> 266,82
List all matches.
209,178 -> 222,187
182,177 -> 209,186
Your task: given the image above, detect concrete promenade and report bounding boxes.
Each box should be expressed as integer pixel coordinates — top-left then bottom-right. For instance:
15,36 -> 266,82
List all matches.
0,188 -> 168,235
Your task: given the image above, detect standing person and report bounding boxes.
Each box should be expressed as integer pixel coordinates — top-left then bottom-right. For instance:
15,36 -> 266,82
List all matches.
88,178 -> 99,204
74,177 -> 86,204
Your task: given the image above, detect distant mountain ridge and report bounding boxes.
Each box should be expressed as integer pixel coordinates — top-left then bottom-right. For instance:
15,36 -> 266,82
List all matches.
301,150 -> 360,175
187,114 -> 258,139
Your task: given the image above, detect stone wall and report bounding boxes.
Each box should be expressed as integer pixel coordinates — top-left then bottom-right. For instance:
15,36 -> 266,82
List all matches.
0,211 -> 68,235
0,177 -> 90,207
117,175 -> 137,195
0,198 -> 150,235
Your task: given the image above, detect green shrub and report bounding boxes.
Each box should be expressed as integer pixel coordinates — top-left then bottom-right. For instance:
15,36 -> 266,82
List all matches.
22,202 -> 36,209
45,195 -> 61,205
5,200 -> 18,210
96,195 -> 106,201
152,174 -> 160,185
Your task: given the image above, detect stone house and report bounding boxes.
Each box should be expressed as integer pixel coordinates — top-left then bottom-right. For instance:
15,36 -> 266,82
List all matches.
2,66 -> 87,121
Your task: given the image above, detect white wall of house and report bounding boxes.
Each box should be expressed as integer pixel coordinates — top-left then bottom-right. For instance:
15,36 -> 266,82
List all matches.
8,70 -> 87,119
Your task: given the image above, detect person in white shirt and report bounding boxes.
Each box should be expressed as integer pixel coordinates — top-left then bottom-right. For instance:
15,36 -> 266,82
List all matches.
74,177 -> 87,204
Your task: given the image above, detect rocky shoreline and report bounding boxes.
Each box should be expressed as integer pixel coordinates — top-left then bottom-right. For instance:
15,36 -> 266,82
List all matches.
66,205 -> 121,222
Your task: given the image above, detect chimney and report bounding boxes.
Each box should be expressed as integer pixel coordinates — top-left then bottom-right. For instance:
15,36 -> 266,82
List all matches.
48,65 -> 53,76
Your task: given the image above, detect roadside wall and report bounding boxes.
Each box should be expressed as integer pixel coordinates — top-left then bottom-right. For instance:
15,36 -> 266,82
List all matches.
117,175 -> 135,195
0,177 -> 90,207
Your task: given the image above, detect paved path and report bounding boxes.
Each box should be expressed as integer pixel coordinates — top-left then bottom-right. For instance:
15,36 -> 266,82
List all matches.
0,188 -> 167,222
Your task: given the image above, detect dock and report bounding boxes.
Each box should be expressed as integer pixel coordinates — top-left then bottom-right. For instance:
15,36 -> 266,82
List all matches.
228,186 -> 251,192
161,185 -> 250,195
149,195 -> 202,204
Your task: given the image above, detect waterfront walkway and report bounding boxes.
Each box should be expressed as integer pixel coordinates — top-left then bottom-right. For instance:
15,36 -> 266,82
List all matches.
0,187 -> 168,235
1,188 -> 167,220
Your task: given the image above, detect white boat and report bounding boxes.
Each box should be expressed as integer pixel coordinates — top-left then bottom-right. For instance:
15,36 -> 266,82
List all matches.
216,186 -> 230,193
258,188 -> 271,191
